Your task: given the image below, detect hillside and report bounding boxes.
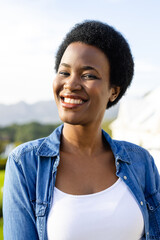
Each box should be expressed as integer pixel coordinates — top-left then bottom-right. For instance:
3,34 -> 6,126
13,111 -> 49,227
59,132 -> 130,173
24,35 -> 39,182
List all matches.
0,100 -> 119,126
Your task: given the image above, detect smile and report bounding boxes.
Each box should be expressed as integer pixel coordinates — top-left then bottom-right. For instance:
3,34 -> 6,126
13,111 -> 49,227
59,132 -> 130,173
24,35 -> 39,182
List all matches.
63,97 -> 83,104
60,96 -> 87,109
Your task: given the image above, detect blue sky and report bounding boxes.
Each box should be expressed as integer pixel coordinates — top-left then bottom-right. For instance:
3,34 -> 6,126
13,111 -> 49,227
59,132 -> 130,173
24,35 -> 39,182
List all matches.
0,0 -> 160,104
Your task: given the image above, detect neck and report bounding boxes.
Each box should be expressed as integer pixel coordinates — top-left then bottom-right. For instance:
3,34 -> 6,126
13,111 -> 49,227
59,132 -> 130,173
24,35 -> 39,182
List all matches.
61,123 -> 105,156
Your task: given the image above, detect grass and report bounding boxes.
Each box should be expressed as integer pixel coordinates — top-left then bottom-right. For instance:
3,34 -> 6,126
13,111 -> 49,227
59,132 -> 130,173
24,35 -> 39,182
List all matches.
0,170 -> 5,207
0,170 -> 5,240
101,120 -> 113,137
0,218 -> 3,239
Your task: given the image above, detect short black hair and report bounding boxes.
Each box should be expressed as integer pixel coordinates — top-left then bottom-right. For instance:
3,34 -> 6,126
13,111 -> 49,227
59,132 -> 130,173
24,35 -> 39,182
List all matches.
55,20 -> 134,108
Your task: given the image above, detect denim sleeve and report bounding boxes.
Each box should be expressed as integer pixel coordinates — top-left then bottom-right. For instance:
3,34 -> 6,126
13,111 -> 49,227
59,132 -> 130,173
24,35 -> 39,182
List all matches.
152,155 -> 160,191
3,153 -> 39,240
145,154 -> 160,239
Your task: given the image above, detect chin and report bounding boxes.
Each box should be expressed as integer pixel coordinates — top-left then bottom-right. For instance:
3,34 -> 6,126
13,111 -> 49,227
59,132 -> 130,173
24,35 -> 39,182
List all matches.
59,113 -> 88,126
60,117 -> 84,125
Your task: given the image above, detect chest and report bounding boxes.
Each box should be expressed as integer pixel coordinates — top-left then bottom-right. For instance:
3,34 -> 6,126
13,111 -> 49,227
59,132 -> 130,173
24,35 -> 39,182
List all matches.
55,150 -> 118,195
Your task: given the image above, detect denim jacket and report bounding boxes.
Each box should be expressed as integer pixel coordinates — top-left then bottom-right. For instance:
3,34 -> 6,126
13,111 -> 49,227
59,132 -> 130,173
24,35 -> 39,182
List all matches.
3,124 -> 160,240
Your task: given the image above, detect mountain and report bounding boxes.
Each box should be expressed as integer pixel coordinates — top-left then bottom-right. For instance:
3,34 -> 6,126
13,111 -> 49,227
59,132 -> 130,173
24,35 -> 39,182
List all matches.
0,100 -> 119,126
0,100 -> 61,126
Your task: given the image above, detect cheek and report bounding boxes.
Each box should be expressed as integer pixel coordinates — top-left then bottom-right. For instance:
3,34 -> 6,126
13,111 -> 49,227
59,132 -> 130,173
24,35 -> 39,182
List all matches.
88,82 -> 109,104
52,80 -> 56,95
52,77 -> 61,98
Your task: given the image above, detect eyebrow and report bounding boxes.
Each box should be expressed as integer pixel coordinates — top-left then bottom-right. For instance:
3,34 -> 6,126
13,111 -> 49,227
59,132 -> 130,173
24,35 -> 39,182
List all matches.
60,63 -> 71,68
82,66 -> 99,75
60,63 -> 98,73
82,66 -> 96,71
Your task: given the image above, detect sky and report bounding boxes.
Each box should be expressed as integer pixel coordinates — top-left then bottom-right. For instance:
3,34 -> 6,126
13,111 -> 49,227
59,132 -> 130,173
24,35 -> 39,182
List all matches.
0,0 -> 160,104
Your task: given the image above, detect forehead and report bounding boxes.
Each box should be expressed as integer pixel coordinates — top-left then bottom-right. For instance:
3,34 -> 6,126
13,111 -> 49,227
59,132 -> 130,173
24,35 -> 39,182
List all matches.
60,42 -> 110,71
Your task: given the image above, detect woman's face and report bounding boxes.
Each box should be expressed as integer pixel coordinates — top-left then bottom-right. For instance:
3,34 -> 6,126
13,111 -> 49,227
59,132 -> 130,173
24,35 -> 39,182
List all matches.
53,42 -> 118,126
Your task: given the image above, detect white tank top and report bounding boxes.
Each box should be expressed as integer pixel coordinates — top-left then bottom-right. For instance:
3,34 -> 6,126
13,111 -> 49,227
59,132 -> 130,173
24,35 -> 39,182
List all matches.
47,178 -> 144,240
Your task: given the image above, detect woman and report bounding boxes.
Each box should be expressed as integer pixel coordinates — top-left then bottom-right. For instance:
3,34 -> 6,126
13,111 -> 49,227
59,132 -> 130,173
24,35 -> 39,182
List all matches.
3,20 -> 160,240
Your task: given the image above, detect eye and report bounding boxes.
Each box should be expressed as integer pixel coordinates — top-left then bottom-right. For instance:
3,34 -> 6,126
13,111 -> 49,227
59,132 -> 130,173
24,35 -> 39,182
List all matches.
82,74 -> 99,80
59,71 -> 70,77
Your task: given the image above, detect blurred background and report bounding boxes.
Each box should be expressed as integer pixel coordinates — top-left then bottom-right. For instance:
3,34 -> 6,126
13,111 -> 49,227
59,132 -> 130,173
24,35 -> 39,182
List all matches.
0,0 -> 160,238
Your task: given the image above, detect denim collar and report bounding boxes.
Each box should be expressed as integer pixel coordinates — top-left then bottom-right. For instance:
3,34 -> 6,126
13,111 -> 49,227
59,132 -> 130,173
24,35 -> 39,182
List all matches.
37,124 -> 63,157
102,129 -> 131,164
37,124 -> 130,164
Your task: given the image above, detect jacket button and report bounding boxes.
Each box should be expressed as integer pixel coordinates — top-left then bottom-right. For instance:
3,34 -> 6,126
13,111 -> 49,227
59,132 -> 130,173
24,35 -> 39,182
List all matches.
140,201 -> 143,206
123,176 -> 127,180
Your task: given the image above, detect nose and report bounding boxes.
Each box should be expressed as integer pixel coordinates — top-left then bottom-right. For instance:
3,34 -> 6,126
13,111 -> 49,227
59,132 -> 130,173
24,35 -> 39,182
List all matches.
63,74 -> 82,91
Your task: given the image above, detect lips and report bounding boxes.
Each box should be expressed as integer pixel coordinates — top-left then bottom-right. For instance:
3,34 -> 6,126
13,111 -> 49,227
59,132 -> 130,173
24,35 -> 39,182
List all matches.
63,97 -> 83,104
59,94 -> 88,108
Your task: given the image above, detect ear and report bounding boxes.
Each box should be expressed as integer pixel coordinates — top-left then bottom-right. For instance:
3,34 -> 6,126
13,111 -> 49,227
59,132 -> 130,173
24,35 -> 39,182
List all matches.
109,86 -> 121,102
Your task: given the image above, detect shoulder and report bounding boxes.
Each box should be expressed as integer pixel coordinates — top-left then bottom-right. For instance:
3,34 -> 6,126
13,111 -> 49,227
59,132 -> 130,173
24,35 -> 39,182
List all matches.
114,139 -> 160,194
113,139 -> 159,177
8,124 -> 63,165
114,139 -> 152,162
103,129 -> 154,167
114,138 -> 147,152
9,137 -> 46,164
114,139 -> 159,180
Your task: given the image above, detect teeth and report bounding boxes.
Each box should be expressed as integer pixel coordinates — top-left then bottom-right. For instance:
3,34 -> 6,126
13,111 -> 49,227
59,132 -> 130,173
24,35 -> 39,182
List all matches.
63,98 -> 83,104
